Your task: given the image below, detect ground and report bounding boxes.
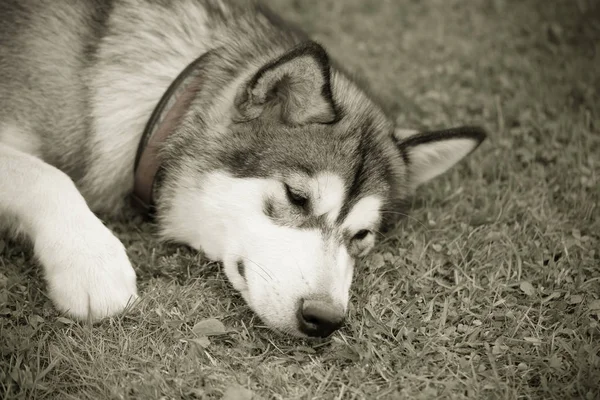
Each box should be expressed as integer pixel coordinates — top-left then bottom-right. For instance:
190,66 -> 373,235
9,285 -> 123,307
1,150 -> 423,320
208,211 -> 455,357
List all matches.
1,0 -> 599,399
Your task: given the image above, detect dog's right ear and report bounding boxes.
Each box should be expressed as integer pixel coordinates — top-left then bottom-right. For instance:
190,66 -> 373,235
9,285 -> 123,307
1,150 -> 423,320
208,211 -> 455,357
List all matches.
233,42 -> 338,126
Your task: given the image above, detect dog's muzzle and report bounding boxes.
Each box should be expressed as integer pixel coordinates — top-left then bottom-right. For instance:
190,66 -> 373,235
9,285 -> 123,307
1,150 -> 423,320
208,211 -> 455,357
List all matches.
297,298 -> 345,338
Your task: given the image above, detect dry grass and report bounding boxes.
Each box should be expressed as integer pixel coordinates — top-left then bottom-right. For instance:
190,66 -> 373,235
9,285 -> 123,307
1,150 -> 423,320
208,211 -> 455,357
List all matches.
1,0 -> 599,399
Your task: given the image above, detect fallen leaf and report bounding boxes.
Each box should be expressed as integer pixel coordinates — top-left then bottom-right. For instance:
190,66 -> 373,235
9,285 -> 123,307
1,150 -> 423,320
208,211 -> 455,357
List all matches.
29,315 -> 45,328
517,362 -> 528,371
0,307 -> 13,316
520,281 -> 536,296
190,337 -> 211,348
569,294 -> 583,304
192,318 -> 226,337
588,300 -> 600,311
524,337 -> 542,345
492,342 -> 508,355
222,384 -> 253,400
549,354 -> 562,369
369,253 -> 385,269
484,231 -> 503,241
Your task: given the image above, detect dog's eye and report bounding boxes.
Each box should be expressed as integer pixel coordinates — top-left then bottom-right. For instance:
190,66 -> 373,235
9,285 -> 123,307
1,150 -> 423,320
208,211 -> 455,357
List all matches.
353,229 -> 371,241
284,184 -> 308,207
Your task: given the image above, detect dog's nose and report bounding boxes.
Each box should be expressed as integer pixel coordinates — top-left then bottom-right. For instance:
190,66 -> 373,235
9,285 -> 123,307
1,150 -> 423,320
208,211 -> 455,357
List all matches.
297,299 -> 345,338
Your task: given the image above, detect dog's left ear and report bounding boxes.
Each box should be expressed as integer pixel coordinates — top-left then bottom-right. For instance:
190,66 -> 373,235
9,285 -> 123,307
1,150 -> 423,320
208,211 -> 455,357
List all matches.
233,41 -> 337,126
394,126 -> 487,186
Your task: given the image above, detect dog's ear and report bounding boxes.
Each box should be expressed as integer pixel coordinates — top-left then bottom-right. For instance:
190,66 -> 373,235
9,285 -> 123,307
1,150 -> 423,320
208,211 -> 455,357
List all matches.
394,126 -> 487,186
233,42 -> 337,126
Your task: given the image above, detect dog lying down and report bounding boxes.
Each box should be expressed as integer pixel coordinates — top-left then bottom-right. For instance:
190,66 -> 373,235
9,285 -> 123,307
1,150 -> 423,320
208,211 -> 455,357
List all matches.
0,0 -> 486,338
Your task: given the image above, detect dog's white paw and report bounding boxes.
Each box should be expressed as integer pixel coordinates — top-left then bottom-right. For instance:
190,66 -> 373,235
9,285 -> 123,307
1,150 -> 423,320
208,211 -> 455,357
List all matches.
35,219 -> 138,321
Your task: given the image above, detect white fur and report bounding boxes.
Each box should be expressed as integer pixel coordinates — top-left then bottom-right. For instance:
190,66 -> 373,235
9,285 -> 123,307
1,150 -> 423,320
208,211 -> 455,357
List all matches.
408,138 -> 479,186
311,172 -> 346,222
36,218 -> 138,320
160,171 -> 354,335
342,195 -> 382,233
0,141 -> 137,320
0,123 -> 41,157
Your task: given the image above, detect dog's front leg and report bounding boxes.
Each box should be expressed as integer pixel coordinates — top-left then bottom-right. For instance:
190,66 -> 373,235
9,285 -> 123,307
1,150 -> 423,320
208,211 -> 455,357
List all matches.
0,144 -> 137,320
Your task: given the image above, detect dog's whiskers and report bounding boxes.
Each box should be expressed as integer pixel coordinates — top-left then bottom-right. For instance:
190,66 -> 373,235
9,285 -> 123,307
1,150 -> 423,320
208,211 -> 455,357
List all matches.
293,259 -> 310,289
228,253 -> 274,284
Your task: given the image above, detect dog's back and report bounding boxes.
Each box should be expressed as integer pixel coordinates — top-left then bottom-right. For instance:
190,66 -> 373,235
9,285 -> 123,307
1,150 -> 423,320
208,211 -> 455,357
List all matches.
0,0 -> 111,180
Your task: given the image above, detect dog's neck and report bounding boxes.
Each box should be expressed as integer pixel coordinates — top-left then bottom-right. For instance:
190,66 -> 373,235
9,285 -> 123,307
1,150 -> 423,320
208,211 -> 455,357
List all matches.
132,54 -> 208,214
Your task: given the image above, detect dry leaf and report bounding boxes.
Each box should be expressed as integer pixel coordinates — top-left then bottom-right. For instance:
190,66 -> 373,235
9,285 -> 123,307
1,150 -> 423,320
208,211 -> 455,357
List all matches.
29,315 -> 45,328
336,344 -> 361,363
190,337 -> 211,348
519,281 -> 536,296
588,300 -> 600,310
492,342 -> 508,355
192,318 -> 226,337
549,354 -> 562,369
0,272 -> 7,288
369,253 -> 385,269
569,294 -> 583,304
524,337 -> 541,345
222,384 -> 253,400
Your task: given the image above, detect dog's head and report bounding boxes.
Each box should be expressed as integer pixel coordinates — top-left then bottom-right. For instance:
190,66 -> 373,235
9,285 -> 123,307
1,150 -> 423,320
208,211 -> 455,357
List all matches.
156,42 -> 485,337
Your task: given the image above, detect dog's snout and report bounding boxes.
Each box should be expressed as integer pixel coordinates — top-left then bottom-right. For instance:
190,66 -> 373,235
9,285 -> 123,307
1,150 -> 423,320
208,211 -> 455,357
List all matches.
297,298 -> 345,338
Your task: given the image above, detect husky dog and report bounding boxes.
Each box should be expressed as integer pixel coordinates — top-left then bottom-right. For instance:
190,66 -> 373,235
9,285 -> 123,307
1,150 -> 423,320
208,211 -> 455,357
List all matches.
0,0 -> 486,338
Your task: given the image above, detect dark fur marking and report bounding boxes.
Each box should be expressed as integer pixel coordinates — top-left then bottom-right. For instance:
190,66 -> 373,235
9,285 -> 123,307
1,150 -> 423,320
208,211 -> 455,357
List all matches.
247,41 -> 340,124
263,198 -> 275,219
83,0 -> 116,62
390,131 -> 410,166
397,126 -> 487,150
336,117 -> 375,223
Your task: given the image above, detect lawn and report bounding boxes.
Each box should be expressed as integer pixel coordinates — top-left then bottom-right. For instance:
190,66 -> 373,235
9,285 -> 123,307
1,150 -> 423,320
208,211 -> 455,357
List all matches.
1,0 -> 599,399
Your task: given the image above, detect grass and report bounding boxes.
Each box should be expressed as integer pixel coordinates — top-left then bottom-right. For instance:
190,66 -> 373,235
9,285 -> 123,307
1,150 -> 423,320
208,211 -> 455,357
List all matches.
1,0 -> 599,399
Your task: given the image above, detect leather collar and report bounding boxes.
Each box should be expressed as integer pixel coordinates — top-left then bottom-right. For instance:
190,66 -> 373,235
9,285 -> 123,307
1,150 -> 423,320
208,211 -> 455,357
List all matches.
132,55 -> 206,215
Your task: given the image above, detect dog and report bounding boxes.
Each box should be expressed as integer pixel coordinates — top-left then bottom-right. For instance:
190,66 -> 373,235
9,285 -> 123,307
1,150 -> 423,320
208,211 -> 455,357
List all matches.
0,0 -> 486,338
